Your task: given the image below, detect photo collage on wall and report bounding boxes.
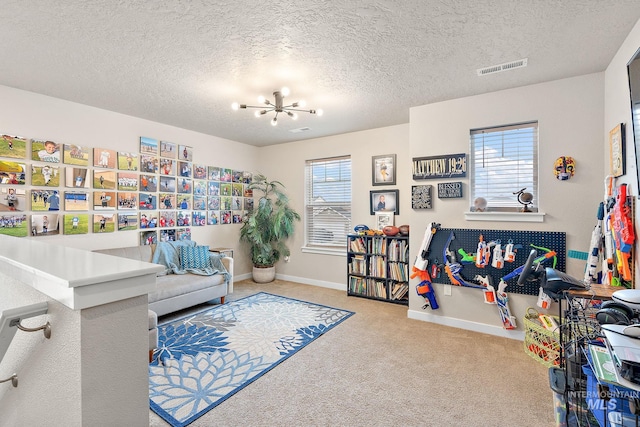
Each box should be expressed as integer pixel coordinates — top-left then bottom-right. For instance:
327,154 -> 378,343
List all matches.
0,133 -> 253,243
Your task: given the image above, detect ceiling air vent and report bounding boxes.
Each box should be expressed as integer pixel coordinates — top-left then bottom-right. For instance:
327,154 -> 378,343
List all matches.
289,127 -> 311,133
477,58 -> 528,76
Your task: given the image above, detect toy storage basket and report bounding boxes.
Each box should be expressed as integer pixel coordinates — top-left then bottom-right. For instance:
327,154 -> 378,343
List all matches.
523,307 -> 561,368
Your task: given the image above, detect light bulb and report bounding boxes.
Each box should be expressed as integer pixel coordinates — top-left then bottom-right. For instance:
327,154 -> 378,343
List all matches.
271,117 -> 278,126
254,110 -> 262,118
292,113 -> 298,120
281,87 -> 290,97
231,102 -> 239,110
258,95 -> 266,104
298,100 -> 306,108
316,109 -> 324,117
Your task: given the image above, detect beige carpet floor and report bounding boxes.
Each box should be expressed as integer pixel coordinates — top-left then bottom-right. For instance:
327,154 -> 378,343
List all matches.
150,279 -> 554,427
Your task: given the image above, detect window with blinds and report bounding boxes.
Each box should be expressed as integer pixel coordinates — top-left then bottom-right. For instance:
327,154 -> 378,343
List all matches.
304,156 -> 351,248
470,122 -> 538,212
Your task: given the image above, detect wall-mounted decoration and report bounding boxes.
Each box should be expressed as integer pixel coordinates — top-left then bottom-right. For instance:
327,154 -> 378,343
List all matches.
63,144 -> 89,166
221,210 -> 232,224
32,139 -> 61,163
160,228 -> 176,242
375,212 -> 394,231
160,140 -> 177,159
437,182 -> 463,199
193,180 -> 207,196
118,152 -> 138,171
207,211 -> 219,225
65,167 -> 90,188
139,174 -> 157,192
64,191 -> 88,211
178,195 -> 192,210
370,189 -> 399,215
178,177 -> 192,194
93,191 -> 116,210
208,181 -> 220,196
139,192 -> 157,210
179,161 -> 192,178
220,168 -> 233,182
221,196 -> 232,211
31,189 -> 59,211
94,214 -> 115,233
232,170 -> 243,183
117,213 -> 138,231
117,192 -> 137,210
140,136 -> 158,155
1,134 -> 28,159
32,213 -> 59,236
140,154 -> 159,174
63,214 -> 89,235
93,169 -> 115,189
192,211 -> 207,226
140,230 -> 157,245
411,185 -> 432,209
139,212 -> 158,229
554,156 -> 576,181
0,161 -> 26,184
220,183 -> 232,196
208,196 -> 220,210
177,212 -> 191,227
232,211 -> 243,223
31,164 -> 60,187
176,228 -> 191,240
412,153 -> 466,180
159,211 -> 176,228
159,193 -> 176,210
93,148 -> 116,168
193,164 -> 207,180
1,187 -> 25,211
0,213 -> 27,237
193,196 -> 206,211
117,172 -> 138,191
160,158 -> 176,175
372,154 -> 396,186
208,166 -> 221,181
244,198 -> 253,211
242,171 -> 253,184
160,176 -> 176,192
179,145 -> 193,162
609,123 -> 625,177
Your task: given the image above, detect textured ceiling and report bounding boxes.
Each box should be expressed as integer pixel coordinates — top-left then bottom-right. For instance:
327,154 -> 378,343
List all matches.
1,1 -> 640,146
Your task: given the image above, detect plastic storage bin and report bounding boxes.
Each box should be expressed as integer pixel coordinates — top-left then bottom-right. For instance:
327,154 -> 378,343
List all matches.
583,364 -> 640,426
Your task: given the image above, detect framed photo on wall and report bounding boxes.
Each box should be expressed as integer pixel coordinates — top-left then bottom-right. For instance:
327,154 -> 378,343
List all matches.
370,189 -> 399,215
609,123 -> 625,177
375,212 -> 394,230
372,154 -> 396,186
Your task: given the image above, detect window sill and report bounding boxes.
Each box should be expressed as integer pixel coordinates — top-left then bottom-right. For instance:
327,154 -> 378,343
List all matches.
464,211 -> 545,223
301,246 -> 346,256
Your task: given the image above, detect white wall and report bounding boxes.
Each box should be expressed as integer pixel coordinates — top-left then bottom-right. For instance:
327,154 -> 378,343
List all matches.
0,85 -> 258,276
407,73 -> 605,336
604,18 -> 640,285
257,124 -> 410,288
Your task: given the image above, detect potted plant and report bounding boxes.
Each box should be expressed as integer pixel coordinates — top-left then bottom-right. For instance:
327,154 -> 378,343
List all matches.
240,174 -> 300,283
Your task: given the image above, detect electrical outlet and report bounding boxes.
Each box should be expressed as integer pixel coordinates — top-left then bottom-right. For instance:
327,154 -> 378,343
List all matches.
444,284 -> 452,296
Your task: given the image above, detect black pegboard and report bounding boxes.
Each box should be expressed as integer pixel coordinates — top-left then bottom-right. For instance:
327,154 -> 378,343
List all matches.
425,228 -> 566,296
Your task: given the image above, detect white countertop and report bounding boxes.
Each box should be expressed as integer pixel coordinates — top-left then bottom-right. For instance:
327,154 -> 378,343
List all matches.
0,235 -> 163,310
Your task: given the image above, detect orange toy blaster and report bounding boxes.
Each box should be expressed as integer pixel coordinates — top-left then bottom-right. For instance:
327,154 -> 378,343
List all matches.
612,183 -> 635,281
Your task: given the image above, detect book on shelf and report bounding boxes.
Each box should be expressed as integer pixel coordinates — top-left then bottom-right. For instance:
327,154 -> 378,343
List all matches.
588,343 -> 618,385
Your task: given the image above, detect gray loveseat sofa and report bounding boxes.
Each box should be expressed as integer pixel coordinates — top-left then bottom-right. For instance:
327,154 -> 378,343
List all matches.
94,241 -> 233,317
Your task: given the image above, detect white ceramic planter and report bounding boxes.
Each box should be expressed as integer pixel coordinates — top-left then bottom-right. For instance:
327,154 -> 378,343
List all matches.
252,265 -> 276,283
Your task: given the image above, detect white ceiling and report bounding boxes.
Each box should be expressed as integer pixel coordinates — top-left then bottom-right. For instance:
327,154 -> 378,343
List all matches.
1,1 -> 640,147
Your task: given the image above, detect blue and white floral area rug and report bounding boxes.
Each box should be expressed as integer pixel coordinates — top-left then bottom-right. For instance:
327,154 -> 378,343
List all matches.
149,292 -> 354,427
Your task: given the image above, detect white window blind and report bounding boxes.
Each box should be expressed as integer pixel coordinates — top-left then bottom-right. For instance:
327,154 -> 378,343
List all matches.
305,156 -> 351,248
470,122 -> 538,212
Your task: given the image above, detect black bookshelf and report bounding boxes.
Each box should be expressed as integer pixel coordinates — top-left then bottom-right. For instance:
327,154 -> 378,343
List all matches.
347,234 -> 409,305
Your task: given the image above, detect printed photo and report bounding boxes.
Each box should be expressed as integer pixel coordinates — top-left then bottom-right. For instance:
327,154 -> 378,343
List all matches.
117,172 -> 138,191
140,230 -> 157,246
176,212 -> 191,227
193,180 -> 207,196
179,145 -> 192,162
117,192 -> 138,210
65,167 -> 90,188
178,195 -> 192,210
159,228 -> 176,242
93,147 -> 117,168
93,191 -> 116,210
118,152 -> 138,171
31,140 -> 61,163
139,192 -> 157,210
93,169 -> 116,190
193,195 -> 206,211
31,189 -> 61,211
31,164 -> 60,187
176,228 -> 191,241
160,158 -> 176,175
64,192 -> 89,211
193,164 -> 207,180
118,213 -> 138,231
140,136 -> 158,155
32,213 -> 59,236
207,166 -> 220,181
159,192 -> 176,210
139,154 -> 159,174
160,140 -> 177,159
221,210 -> 232,224
159,211 -> 176,228
192,211 -> 206,226
139,174 -> 157,192
207,196 -> 220,210
0,214 -> 28,237
0,134 -> 28,159
207,181 -> 219,196
159,176 -> 176,192
0,161 -> 26,184
0,187 -> 26,212
93,214 -> 116,233
139,212 -> 158,229
63,144 -> 89,166
178,161 -> 192,178
177,177 -> 191,194
207,211 -> 219,225
64,214 -> 89,235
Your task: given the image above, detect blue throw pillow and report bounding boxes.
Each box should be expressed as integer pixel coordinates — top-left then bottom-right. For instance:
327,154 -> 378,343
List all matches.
179,245 -> 211,269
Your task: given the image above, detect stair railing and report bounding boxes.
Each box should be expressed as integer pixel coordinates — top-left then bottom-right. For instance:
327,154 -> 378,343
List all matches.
0,302 -> 51,388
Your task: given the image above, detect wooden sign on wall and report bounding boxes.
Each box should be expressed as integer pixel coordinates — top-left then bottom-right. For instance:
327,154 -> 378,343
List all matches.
437,182 -> 463,199
412,153 -> 467,180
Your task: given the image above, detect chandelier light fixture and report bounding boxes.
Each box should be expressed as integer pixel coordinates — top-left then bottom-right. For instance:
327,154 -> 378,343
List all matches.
231,87 -> 323,126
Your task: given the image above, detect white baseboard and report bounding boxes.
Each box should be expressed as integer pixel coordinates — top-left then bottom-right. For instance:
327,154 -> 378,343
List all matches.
235,272 -> 252,282
275,273 -> 345,291
408,309 -> 525,341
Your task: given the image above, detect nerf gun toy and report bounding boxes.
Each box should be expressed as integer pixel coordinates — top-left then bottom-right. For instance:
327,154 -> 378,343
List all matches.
443,232 -> 484,289
475,274 -> 517,329
457,248 -> 475,264
612,183 -> 634,281
584,202 -> 604,285
602,176 -> 616,285
411,222 -> 440,281
416,280 -> 439,310
475,234 -> 492,268
497,279 -> 517,329
504,240 -> 517,263
502,245 -> 557,283
411,223 -> 440,310
491,240 -> 504,269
